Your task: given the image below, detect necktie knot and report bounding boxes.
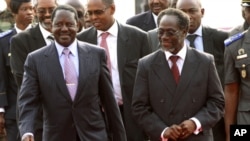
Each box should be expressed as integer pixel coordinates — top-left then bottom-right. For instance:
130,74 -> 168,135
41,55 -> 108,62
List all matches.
187,34 -> 197,48
170,55 -> 179,64
101,32 -> 109,40
63,48 -> 71,56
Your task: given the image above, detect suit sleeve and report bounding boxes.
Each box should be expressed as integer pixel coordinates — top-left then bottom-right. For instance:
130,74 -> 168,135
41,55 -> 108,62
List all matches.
18,53 -> 40,136
98,49 -> 127,141
10,35 -> 27,88
0,40 -> 7,107
132,59 -> 167,140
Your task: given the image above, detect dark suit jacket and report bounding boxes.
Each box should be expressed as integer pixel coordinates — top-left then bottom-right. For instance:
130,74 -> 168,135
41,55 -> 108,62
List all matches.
0,29 -> 17,120
10,24 -> 45,141
126,10 -> 156,32
18,41 -> 126,141
77,22 -> 151,141
10,24 -> 46,88
132,48 -> 225,141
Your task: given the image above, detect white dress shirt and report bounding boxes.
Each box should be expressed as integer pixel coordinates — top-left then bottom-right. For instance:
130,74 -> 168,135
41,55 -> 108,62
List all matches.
97,21 -> 122,105
185,25 -> 204,52
39,24 -> 53,46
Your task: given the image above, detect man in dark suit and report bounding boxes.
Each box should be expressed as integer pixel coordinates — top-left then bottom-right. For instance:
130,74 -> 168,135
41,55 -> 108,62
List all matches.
126,0 -> 169,31
0,0 -> 33,140
176,0 -> 228,140
77,0 -> 151,140
132,8 -> 224,141
10,0 -> 58,141
10,0 -> 58,87
18,5 -> 126,141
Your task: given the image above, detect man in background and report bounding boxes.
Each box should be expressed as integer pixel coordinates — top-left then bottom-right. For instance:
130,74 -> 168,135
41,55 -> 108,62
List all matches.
0,0 -> 33,140
126,0 -> 169,32
77,0 -> 151,140
10,0 -> 58,141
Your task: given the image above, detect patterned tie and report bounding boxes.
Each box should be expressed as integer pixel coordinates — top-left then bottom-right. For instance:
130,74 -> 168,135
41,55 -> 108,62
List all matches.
100,32 -> 111,72
63,48 -> 78,100
187,34 -> 197,48
170,55 -> 180,84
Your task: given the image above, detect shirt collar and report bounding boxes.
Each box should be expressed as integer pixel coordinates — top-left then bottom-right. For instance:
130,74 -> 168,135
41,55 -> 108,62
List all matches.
14,24 -> 32,33
97,20 -> 118,37
55,39 -> 78,57
187,25 -> 202,37
39,24 -> 52,41
164,43 -> 187,61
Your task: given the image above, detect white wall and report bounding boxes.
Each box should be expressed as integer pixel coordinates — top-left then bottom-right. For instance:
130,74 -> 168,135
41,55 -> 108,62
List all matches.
201,0 -> 243,29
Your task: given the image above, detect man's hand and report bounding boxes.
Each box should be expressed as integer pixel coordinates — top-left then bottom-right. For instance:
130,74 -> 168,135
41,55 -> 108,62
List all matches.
0,113 -> 5,135
163,124 -> 182,141
22,135 -> 34,141
179,120 -> 196,139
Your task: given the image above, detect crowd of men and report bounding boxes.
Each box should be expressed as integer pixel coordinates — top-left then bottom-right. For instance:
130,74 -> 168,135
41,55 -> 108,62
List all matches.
0,0 -> 249,141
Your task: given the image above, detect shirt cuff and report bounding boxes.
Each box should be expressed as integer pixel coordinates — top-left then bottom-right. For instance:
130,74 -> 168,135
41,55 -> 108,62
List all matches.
190,117 -> 202,134
22,133 -> 33,141
0,108 -> 5,113
161,127 -> 168,141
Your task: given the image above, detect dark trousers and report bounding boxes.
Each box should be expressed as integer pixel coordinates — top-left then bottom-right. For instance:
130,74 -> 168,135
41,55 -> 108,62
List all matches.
5,119 -> 20,141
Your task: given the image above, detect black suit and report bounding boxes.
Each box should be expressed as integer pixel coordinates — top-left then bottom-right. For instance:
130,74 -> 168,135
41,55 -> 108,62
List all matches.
10,24 -> 46,87
126,10 -> 156,32
18,41 -> 126,141
132,48 -> 224,141
147,26 -> 228,141
77,22 -> 151,141
10,24 -> 46,141
0,29 -> 20,141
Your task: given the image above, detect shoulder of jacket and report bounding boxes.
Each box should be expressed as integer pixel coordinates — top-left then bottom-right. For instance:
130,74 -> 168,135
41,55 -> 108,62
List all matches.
224,30 -> 248,47
0,29 -> 13,38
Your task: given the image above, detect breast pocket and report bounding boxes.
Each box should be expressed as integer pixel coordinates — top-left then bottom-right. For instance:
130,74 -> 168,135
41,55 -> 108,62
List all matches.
235,58 -> 250,79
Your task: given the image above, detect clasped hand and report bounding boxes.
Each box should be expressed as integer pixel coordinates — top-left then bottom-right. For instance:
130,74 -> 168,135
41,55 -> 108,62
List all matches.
163,120 -> 196,141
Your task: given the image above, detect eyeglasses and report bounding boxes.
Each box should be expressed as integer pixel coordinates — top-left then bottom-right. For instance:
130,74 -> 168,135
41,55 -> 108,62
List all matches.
86,7 -> 109,16
158,29 -> 180,37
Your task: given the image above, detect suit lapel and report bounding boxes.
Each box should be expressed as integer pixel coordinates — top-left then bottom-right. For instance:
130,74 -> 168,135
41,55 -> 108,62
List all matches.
117,23 -> 129,82
74,41 -> 90,104
172,47 -> 200,108
143,11 -> 156,30
44,43 -> 72,102
152,50 -> 176,95
202,26 -> 214,54
32,25 -> 47,49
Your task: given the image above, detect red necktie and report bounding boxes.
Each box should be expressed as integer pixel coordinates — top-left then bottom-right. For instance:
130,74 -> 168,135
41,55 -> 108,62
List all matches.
170,55 -> 180,84
100,32 -> 111,72
63,48 -> 78,100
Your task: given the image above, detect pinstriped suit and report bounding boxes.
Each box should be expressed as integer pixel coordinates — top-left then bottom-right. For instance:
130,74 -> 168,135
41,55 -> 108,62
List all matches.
18,41 -> 126,141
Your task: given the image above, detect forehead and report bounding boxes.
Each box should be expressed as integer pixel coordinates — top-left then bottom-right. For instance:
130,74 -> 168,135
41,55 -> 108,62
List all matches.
36,0 -> 57,8
159,15 -> 178,27
53,10 -> 76,22
19,2 -> 33,8
176,0 -> 200,9
87,0 -> 105,9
